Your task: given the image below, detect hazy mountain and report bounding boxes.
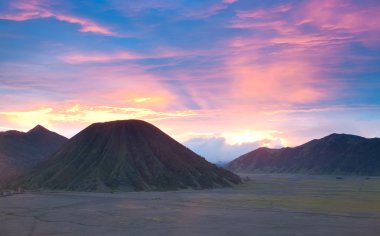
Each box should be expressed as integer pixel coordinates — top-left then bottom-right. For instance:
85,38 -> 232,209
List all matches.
0,125 -> 68,182
228,133 -> 380,175
18,120 -> 241,191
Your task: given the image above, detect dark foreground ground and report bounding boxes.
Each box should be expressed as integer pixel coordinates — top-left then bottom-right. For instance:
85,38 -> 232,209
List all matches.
1,174 -> 380,236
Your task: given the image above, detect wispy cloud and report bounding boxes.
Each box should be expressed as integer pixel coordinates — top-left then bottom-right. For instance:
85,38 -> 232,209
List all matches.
0,0 -> 115,35
223,0 -> 239,4
236,3 -> 292,19
61,51 -> 140,64
59,47 -> 219,65
297,0 -> 380,45
262,104 -> 380,115
110,0 -> 238,19
183,0 -> 238,19
231,0 -> 380,45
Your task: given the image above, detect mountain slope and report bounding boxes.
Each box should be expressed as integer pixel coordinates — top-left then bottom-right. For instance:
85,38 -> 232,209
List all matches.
19,120 -> 241,191
0,125 -> 68,181
228,133 -> 380,175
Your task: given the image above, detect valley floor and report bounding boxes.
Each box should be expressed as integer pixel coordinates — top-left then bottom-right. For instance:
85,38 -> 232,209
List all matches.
1,174 -> 380,236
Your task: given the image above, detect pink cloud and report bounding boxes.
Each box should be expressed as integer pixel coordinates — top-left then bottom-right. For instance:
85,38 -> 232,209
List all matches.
236,4 -> 292,19
59,47 -> 216,64
0,0 -> 115,36
0,11 -> 47,21
232,0 -> 380,47
226,60 -> 327,104
184,4 -> 227,19
223,2 -> 355,109
224,0 -> 379,112
270,35 -> 355,50
111,0 -> 237,19
236,9 -> 269,19
183,0 -> 238,18
10,0 -> 45,11
296,0 -> 380,45
272,4 -> 292,13
54,14 -> 114,35
229,20 -> 297,35
223,0 -> 239,4
60,51 -> 139,64
299,1 -> 380,31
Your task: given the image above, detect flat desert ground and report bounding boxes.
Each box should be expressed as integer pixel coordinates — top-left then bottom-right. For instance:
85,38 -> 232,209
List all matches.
1,174 -> 380,236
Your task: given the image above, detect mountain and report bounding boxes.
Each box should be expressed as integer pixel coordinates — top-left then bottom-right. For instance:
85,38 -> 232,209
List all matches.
228,133 -> 380,175
17,120 -> 241,191
0,125 -> 68,182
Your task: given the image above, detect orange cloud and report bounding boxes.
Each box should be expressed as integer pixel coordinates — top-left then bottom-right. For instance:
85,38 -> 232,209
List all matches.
0,104 -> 197,135
102,87 -> 177,110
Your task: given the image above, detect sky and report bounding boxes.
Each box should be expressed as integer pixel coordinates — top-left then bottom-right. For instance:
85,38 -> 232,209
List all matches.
1,0 -> 380,163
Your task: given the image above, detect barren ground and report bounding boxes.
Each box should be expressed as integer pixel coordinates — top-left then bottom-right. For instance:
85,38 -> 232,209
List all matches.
1,174 -> 380,236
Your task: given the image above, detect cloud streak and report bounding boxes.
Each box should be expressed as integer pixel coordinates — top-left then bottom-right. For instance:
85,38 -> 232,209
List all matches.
0,0 -> 115,35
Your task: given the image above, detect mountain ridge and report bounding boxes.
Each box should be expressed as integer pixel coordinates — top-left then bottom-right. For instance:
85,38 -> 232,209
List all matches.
0,125 -> 68,182
228,133 -> 380,175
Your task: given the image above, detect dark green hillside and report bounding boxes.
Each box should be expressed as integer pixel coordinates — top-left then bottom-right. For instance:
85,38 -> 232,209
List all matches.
19,120 -> 240,191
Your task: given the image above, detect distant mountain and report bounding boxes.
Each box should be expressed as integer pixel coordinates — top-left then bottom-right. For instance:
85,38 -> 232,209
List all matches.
0,125 -> 68,182
228,133 -> 380,175
17,120 -> 240,191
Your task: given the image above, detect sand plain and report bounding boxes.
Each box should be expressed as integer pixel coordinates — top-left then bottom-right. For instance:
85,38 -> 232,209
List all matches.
1,174 -> 379,236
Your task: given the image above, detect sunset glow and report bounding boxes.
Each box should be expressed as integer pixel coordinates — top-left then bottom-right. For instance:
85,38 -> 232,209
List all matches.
1,0 -> 380,162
